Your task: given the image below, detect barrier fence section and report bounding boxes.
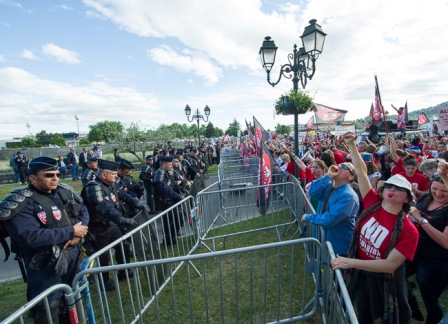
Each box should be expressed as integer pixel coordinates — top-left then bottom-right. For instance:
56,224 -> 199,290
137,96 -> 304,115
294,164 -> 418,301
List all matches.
217,157 -> 259,190
71,197 -> 201,324
219,148 -> 241,160
72,238 -> 323,324
2,284 -> 78,324
196,182 -> 300,252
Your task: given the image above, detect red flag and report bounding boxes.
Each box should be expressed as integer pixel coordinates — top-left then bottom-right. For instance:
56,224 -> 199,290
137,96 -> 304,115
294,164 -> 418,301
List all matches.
418,112 -> 429,125
313,103 -> 347,124
305,115 -> 314,129
369,102 -> 374,119
223,133 -> 230,142
374,75 -> 388,133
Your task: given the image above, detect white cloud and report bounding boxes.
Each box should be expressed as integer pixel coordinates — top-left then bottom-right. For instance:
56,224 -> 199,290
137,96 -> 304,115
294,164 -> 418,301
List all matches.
42,43 -> 81,64
21,49 -> 39,60
147,45 -> 222,85
0,67 -> 161,136
56,4 -> 73,11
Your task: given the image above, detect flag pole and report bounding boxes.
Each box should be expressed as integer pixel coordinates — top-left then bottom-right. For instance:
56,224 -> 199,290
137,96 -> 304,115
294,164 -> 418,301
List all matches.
374,75 -> 388,135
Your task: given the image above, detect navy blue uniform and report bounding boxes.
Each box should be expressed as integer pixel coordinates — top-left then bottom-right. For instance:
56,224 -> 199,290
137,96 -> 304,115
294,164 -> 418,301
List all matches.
154,168 -> 183,245
4,184 -> 89,320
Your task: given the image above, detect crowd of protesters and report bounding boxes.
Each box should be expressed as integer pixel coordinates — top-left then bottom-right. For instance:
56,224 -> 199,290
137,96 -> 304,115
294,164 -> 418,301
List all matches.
260,129 -> 448,323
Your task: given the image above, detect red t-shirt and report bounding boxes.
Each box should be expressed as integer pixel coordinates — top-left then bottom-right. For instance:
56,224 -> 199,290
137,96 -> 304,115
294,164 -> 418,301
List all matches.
286,161 -> 295,175
357,189 -> 419,261
392,158 -> 404,175
305,166 -> 315,184
398,171 -> 429,199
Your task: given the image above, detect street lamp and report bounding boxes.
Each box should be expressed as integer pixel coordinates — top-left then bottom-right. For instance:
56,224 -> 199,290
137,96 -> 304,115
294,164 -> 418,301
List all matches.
259,19 -> 326,173
185,105 -> 211,146
74,115 -> 80,147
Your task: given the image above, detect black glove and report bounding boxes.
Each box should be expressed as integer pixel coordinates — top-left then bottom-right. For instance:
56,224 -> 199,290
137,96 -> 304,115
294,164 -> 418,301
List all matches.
119,217 -> 138,228
137,202 -> 150,213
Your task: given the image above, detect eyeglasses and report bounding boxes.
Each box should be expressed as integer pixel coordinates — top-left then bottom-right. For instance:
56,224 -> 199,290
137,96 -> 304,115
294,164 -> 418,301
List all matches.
41,173 -> 61,178
338,163 -> 353,176
383,183 -> 406,192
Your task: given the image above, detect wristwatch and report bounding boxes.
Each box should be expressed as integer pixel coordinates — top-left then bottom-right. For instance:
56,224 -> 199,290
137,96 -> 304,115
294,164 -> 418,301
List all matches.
419,218 -> 429,226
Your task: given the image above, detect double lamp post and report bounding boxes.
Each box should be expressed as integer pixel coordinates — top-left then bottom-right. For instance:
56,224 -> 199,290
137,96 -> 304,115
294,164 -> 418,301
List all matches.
259,19 -> 327,167
185,105 -> 211,146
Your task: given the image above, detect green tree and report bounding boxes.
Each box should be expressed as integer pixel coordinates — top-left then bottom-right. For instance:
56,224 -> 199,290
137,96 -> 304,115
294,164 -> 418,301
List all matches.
205,122 -> 215,138
52,134 -> 66,147
35,130 -> 53,145
88,121 -> 124,143
275,123 -> 292,135
21,137 -> 36,148
214,127 -> 223,137
118,123 -> 151,162
225,119 -> 241,137
79,138 -> 90,146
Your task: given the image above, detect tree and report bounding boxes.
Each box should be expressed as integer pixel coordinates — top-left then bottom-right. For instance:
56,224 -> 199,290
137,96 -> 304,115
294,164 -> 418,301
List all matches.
275,123 -> 292,135
88,121 -> 124,143
21,137 -> 36,148
205,122 -> 216,138
225,119 -> 241,137
52,134 -> 66,147
79,138 -> 90,146
35,130 -> 53,145
214,127 -> 224,137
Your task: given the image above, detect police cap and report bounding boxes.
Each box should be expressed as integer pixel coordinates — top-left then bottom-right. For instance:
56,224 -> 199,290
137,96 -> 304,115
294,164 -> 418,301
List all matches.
145,155 -> 154,160
87,156 -> 98,162
17,150 -> 23,154
98,159 -> 119,171
118,159 -> 135,170
159,156 -> 173,163
191,148 -> 198,153
176,150 -> 184,156
28,157 -> 58,172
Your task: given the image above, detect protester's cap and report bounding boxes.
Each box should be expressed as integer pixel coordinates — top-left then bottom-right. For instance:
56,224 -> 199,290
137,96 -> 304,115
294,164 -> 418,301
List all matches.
191,148 -> 198,153
118,159 -> 135,170
98,159 -> 119,171
377,174 -> 413,193
361,152 -> 375,162
301,151 -> 311,161
28,157 -> 58,172
16,150 -> 22,154
159,156 -> 173,163
87,156 -> 98,162
405,146 -> 421,153
145,155 -> 154,160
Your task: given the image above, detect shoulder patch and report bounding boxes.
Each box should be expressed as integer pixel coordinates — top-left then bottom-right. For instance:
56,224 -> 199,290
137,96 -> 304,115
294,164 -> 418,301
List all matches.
0,188 -> 32,221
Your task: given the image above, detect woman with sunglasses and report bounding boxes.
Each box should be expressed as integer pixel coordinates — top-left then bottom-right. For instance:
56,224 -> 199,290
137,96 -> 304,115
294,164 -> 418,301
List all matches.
406,170 -> 448,323
331,132 -> 419,324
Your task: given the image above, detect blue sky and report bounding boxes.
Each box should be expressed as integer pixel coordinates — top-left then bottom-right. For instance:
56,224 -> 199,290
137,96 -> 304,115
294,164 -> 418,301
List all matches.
1,0 -> 447,138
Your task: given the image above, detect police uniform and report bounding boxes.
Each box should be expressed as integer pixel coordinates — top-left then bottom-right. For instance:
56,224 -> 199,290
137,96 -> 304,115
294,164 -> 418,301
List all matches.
140,155 -> 156,213
153,156 -> 183,245
81,156 -> 99,187
187,149 -> 206,188
0,157 -> 89,322
116,159 -> 144,218
15,151 -> 29,184
82,160 -> 143,287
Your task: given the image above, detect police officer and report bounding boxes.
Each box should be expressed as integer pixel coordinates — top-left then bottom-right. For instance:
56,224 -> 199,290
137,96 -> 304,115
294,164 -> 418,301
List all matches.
15,151 -> 29,184
82,160 -> 146,290
154,156 -> 184,245
140,155 -> 156,213
81,156 -> 99,187
116,159 -> 144,218
0,157 -> 89,323
172,155 -> 191,193
188,148 -> 206,188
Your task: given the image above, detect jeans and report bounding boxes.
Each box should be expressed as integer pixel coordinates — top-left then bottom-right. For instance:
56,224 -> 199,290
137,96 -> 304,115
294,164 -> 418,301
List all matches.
407,255 -> 448,324
70,164 -> 78,180
13,169 -> 20,183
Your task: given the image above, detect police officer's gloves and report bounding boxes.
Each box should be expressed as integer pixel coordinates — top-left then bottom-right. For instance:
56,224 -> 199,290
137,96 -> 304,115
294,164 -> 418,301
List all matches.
137,202 -> 150,213
119,217 -> 138,228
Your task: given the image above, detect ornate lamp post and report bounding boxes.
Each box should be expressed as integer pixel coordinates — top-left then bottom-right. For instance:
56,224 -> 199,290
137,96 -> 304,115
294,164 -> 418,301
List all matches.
259,19 -> 326,173
185,105 -> 211,146
74,115 -> 80,147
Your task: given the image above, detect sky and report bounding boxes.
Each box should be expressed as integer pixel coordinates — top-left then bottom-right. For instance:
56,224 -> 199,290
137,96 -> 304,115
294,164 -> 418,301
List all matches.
1,0 -> 448,139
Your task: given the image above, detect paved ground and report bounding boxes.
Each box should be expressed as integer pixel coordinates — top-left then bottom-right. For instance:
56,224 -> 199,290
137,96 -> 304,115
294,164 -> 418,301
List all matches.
0,173 -> 219,283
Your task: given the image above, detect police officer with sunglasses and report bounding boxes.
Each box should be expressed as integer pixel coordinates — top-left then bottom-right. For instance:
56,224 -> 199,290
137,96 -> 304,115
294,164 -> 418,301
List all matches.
0,156 -> 89,323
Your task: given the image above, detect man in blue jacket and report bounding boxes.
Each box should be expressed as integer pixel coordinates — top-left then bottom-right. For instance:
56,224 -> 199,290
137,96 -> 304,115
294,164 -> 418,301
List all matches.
302,162 -> 359,256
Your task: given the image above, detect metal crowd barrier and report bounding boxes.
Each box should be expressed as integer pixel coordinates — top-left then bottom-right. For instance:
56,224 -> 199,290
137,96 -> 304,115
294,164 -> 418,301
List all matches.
219,148 -> 241,160
71,197 -> 201,324
72,238 -> 323,324
195,182 -> 300,252
217,157 -> 259,189
2,284 -> 78,324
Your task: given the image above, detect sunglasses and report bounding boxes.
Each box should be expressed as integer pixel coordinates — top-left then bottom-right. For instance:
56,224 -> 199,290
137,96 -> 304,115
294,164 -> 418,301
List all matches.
338,163 -> 353,176
40,173 -> 61,178
383,183 -> 406,192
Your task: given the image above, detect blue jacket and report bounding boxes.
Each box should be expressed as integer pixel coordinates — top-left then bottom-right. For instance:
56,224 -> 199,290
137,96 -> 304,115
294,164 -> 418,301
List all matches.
306,174 -> 359,256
